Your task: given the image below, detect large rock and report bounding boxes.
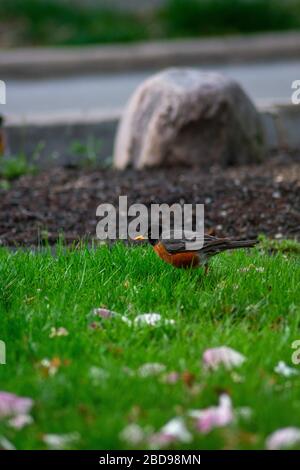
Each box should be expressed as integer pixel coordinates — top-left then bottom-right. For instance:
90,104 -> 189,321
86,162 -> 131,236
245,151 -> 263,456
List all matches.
113,68 -> 266,169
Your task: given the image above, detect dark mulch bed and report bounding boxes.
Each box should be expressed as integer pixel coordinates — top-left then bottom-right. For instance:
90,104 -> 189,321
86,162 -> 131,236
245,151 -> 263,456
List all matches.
0,154 -> 299,247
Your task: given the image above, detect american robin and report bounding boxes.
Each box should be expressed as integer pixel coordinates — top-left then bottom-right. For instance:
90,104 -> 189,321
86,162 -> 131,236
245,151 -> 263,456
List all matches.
135,225 -> 257,272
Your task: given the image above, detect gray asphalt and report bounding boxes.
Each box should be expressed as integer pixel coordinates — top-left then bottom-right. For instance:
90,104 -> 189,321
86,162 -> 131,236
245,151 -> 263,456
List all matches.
3,60 -> 299,117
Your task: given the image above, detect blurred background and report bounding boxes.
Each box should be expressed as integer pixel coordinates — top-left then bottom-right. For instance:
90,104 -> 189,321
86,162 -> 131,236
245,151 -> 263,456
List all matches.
1,0 -> 300,170
1,0 -> 300,47
1,0 -> 300,118
0,1 -> 299,243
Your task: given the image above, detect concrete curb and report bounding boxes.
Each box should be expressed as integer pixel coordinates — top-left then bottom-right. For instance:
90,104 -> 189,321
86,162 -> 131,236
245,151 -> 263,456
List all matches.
4,110 -> 120,167
1,32 -> 300,79
3,102 -> 300,168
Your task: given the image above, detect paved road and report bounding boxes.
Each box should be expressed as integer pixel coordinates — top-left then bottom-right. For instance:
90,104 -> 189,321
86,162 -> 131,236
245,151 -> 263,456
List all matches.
3,60 -> 299,117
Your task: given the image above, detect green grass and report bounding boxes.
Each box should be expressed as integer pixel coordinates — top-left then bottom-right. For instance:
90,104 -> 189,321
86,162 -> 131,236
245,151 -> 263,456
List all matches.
0,154 -> 36,181
0,241 -> 300,449
1,0 -> 300,47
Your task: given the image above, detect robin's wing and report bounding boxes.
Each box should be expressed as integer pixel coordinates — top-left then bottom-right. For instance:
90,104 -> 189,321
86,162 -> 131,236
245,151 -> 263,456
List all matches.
162,233 -> 257,255
161,230 -> 219,253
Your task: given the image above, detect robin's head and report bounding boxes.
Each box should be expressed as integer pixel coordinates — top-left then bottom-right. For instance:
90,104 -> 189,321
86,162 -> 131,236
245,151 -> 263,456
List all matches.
134,224 -> 162,246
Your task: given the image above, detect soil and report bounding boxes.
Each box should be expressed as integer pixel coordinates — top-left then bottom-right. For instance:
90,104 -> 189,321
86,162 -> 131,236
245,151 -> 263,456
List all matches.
0,154 -> 299,247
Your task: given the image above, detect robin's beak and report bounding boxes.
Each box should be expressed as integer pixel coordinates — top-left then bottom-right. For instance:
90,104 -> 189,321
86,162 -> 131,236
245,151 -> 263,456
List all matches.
134,235 -> 146,241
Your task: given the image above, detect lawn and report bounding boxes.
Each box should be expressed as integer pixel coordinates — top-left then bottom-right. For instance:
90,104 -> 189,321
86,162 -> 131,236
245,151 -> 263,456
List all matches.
0,240 -> 300,449
1,0 -> 300,47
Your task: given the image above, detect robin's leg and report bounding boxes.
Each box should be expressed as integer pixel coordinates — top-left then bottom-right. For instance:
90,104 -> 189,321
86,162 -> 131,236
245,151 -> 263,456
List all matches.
204,264 -> 209,275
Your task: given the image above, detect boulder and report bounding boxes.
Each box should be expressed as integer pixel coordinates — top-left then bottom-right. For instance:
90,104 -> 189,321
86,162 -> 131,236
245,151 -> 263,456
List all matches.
113,68 -> 266,169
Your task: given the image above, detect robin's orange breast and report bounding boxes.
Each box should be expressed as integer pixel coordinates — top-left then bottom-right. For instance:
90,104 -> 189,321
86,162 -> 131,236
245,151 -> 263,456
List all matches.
153,241 -> 200,269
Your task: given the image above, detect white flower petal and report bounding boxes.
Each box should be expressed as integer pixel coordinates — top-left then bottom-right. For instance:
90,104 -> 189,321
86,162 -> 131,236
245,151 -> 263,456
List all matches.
274,361 -> 298,378
43,432 -> 80,450
134,313 -> 175,327
160,417 -> 192,443
119,424 -> 145,445
149,417 -> 192,448
266,427 -> 300,450
0,436 -> 16,450
138,363 -> 166,377
49,327 -> 69,338
134,313 -> 162,326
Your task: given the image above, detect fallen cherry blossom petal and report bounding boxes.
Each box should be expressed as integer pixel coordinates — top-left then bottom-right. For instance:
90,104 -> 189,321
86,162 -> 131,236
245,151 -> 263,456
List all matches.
119,423 -> 145,445
160,417 -> 192,443
162,372 -> 180,384
43,432 -> 80,450
189,394 -> 233,434
274,361 -> 299,378
38,357 -> 62,377
93,308 -> 116,319
149,417 -> 192,448
89,366 -> 109,385
266,427 -> 300,450
0,436 -> 16,450
8,414 -> 33,430
255,267 -> 265,273
49,327 -> 69,338
0,391 -> 33,419
134,313 -> 162,326
91,308 -> 132,326
148,432 -> 175,448
134,313 -> 175,327
138,363 -> 166,378
203,346 -> 246,371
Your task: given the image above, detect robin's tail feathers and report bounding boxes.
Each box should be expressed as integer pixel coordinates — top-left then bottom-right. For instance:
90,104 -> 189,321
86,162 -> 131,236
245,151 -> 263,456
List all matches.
225,239 -> 258,250
202,238 -> 258,255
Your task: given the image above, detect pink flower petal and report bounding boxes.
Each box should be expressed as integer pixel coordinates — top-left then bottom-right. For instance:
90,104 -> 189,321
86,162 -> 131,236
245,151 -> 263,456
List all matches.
92,308 -> 132,326
0,392 -> 33,419
8,414 -> 33,430
49,327 -> 69,338
148,432 -> 176,448
189,394 -> 233,434
162,372 -> 180,384
203,346 -> 245,370
93,308 -> 116,319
